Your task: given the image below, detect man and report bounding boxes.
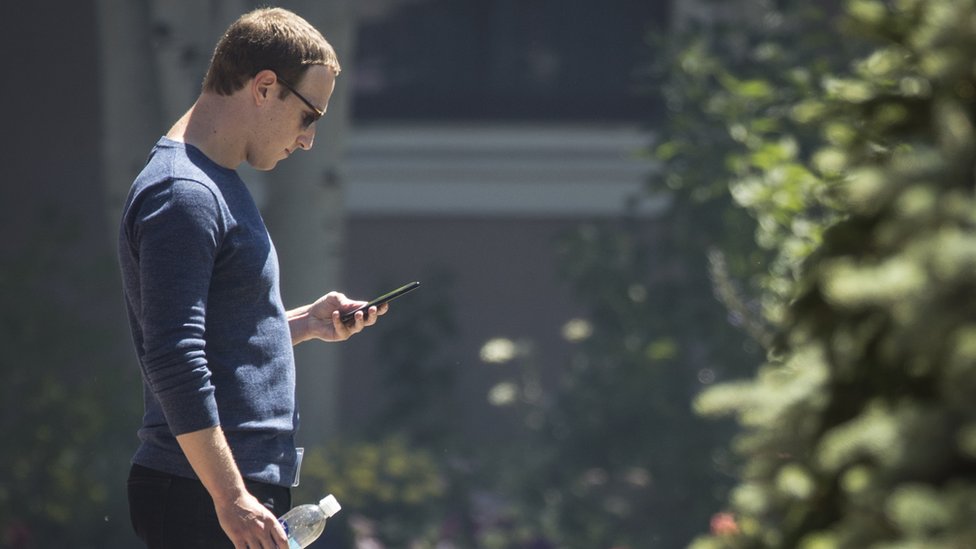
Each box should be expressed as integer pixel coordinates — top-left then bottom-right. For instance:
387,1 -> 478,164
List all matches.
118,8 -> 382,548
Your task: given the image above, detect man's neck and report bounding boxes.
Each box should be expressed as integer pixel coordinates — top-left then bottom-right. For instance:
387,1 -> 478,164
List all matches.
167,93 -> 248,169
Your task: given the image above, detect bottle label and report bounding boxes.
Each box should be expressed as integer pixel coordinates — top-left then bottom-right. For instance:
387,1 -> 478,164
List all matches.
279,519 -> 301,549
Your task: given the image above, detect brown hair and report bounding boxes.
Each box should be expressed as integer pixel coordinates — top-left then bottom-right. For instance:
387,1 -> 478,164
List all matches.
202,7 -> 340,96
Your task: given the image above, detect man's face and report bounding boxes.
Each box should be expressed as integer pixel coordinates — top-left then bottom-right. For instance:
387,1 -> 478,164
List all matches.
248,64 -> 337,171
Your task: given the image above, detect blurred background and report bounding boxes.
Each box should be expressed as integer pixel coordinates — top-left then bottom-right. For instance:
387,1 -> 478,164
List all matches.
1,0 -> 797,547
6,0 -> 975,548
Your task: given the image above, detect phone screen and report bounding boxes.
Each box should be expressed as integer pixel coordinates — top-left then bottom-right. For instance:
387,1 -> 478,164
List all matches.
340,281 -> 421,323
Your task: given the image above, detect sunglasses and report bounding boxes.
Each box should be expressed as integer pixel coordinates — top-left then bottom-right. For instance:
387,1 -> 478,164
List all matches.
277,76 -> 325,129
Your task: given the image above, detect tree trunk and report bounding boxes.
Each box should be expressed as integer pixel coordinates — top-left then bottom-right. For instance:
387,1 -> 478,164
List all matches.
263,0 -> 357,445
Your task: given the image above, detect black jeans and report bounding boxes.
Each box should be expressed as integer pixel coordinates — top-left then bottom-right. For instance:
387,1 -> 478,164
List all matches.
127,463 -> 291,548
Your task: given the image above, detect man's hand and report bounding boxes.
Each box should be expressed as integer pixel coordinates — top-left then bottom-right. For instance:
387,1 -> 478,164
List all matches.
176,426 -> 288,548
215,491 -> 288,549
289,291 -> 388,344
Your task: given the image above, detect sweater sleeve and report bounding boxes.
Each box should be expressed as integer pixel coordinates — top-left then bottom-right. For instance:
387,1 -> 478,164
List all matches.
129,178 -> 223,436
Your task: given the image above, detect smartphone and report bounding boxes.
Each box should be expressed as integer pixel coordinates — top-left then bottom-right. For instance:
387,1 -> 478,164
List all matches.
340,281 -> 421,324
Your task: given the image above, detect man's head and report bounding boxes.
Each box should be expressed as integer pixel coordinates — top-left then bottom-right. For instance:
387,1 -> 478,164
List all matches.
200,8 -> 340,170
203,7 -> 340,97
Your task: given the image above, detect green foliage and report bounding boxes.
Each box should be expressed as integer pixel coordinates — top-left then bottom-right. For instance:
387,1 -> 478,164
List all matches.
467,5 -> 848,545
693,0 -> 976,547
469,3 -> 861,547
474,227 -> 734,548
361,272 -> 461,449
0,213 -> 138,548
659,2 -> 858,325
525,221 -> 747,548
296,436 -> 447,547
297,272 -> 471,548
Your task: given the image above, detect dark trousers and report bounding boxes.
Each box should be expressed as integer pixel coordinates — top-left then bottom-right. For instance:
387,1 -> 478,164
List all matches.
127,463 -> 291,548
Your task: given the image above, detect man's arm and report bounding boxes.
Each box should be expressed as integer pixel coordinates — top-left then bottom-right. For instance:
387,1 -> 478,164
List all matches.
176,426 -> 288,549
127,182 -> 288,548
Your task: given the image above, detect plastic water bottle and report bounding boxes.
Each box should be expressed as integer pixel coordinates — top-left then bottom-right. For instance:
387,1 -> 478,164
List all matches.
278,494 -> 342,549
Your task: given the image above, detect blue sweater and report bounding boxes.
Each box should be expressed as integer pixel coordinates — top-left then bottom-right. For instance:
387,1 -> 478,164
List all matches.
118,137 -> 300,487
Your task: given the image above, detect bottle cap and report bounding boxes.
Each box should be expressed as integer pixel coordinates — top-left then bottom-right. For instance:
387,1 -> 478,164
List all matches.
318,494 -> 341,517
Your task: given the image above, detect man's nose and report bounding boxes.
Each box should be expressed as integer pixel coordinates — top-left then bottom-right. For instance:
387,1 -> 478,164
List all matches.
296,127 -> 316,150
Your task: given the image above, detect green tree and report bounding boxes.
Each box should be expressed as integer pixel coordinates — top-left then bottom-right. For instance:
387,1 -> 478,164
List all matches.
694,0 -> 976,547
477,2 -> 853,547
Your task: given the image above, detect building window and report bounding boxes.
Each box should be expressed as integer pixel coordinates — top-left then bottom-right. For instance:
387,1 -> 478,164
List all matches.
352,0 -> 669,122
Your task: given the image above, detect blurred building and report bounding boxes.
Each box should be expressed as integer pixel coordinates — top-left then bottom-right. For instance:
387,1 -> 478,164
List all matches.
338,0 -> 668,441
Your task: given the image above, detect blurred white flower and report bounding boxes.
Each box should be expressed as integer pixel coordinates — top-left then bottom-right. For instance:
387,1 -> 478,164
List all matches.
561,318 -> 593,342
628,284 -> 647,302
487,382 -> 518,406
480,338 -> 517,364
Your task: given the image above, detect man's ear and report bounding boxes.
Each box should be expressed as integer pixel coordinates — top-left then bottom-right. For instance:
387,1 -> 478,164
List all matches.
252,69 -> 278,105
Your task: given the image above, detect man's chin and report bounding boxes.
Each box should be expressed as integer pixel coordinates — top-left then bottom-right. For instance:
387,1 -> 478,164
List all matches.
248,159 -> 279,172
